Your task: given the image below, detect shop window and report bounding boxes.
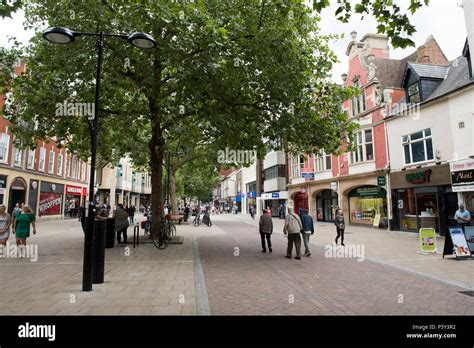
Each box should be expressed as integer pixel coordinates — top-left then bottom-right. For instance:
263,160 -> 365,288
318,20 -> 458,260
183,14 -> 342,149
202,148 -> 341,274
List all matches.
351,129 -> 374,164
349,186 -> 387,226
0,133 -> 10,163
39,148 -> 46,172
397,188 -> 439,232
27,149 -> 35,169
402,128 -> 434,165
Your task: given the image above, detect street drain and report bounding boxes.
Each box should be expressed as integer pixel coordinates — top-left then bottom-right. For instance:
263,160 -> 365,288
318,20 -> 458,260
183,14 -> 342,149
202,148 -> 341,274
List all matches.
458,291 -> 474,297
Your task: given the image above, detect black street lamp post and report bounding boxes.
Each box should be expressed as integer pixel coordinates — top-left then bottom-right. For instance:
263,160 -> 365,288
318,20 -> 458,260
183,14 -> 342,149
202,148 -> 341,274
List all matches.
43,27 -> 155,291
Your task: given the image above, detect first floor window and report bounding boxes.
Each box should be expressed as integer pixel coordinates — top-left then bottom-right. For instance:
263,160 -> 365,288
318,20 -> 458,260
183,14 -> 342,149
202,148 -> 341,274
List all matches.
14,148 -> 23,167
57,154 -> 63,175
291,155 -> 304,178
27,149 -> 35,169
402,128 -> 434,165
0,133 -> 10,163
48,151 -> 55,174
39,148 -> 46,171
315,151 -> 332,172
351,129 -> 374,164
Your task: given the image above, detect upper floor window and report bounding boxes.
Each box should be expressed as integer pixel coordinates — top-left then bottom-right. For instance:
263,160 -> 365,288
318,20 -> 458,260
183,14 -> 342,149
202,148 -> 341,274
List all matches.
407,82 -> 420,103
315,150 -> 332,172
0,133 -> 10,164
14,148 -> 23,167
264,165 -> 286,181
48,151 -> 55,174
351,79 -> 367,116
81,162 -> 86,181
402,128 -> 434,165
291,155 -> 304,178
39,148 -> 46,172
57,154 -> 63,176
350,129 -> 374,164
27,148 -> 35,169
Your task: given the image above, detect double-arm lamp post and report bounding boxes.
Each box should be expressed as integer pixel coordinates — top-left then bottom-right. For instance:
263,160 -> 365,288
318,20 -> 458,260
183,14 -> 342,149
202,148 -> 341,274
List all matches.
42,26 -> 156,291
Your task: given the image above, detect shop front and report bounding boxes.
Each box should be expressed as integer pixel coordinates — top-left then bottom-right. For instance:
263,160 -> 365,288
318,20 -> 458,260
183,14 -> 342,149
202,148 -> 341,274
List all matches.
246,191 -> 256,213
348,186 -> 388,227
316,189 -> 338,222
8,177 -> 27,214
293,190 -> 308,216
65,185 -> 86,218
261,191 -> 288,217
450,158 -> 474,213
391,165 -> 456,236
39,181 -> 64,218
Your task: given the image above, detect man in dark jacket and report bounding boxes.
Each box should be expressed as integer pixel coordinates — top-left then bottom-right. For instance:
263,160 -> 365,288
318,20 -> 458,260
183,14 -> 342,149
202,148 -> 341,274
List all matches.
259,209 -> 273,253
301,209 -> 314,257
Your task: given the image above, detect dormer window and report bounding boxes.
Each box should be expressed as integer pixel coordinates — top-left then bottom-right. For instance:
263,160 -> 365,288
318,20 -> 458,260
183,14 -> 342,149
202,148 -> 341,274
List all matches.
407,82 -> 420,103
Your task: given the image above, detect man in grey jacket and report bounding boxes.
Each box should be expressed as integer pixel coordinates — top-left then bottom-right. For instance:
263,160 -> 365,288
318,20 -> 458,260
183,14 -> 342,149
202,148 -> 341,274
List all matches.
283,207 -> 302,259
259,209 -> 273,252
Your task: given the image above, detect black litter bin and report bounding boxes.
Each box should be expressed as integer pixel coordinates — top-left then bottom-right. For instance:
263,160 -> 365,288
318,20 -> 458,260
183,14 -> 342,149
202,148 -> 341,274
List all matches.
105,218 -> 115,248
93,220 -> 106,284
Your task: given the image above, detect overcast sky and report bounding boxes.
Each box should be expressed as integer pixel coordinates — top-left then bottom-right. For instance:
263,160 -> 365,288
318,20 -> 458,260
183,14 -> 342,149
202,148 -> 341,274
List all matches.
0,0 -> 468,82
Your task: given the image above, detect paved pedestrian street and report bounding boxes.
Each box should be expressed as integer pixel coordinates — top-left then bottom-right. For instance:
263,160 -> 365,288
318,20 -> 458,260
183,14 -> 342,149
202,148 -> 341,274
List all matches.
0,213 -> 473,315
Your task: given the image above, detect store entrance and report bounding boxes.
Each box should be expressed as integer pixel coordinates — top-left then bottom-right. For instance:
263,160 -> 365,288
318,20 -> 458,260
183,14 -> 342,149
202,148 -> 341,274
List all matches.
9,189 -> 26,214
316,189 -> 338,222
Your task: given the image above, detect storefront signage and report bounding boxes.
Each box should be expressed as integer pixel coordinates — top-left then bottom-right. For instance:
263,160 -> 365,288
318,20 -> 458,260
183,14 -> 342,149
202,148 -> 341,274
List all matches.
66,185 -> 83,195
271,192 -> 279,198
447,227 -> 471,258
373,214 -> 381,227
247,191 -> 256,198
350,186 -> 385,198
301,172 -> 314,180
39,192 -> 62,216
463,226 -> 474,254
450,159 -> 474,192
377,176 -> 386,186
330,182 -> 337,191
405,169 -> 432,184
418,228 -> 438,254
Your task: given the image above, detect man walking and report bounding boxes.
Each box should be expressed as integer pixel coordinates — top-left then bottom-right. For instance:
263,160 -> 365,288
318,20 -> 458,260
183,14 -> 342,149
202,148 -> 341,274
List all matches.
301,209 -> 314,257
455,203 -> 471,231
259,208 -> 273,253
283,207 -> 303,260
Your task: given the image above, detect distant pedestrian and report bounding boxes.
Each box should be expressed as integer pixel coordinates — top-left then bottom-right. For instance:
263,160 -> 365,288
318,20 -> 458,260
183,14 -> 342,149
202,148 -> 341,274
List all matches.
259,209 -> 273,253
113,204 -> 129,247
455,203 -> 471,231
298,207 -> 303,217
127,205 -> 135,225
12,203 -> 21,224
283,207 -> 303,260
301,209 -> 314,257
250,206 -> 255,220
13,205 -> 36,257
335,208 -> 345,246
0,204 -> 12,247
279,204 -> 286,219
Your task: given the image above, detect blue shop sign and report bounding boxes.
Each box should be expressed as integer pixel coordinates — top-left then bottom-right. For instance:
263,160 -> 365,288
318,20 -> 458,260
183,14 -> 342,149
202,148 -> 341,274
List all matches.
271,192 -> 280,198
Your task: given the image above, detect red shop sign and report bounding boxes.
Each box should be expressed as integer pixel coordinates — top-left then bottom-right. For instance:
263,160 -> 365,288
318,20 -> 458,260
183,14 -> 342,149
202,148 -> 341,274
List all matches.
39,192 -> 62,216
66,185 -> 83,195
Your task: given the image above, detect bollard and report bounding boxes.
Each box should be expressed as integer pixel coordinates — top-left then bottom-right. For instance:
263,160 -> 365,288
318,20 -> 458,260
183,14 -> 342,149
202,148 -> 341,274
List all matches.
133,225 -> 140,248
93,220 -> 106,284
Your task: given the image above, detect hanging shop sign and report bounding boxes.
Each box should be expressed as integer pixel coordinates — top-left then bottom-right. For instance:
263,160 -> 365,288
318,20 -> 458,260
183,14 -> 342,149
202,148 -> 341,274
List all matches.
450,159 -> 474,192
330,182 -> 338,191
377,176 -> 386,186
39,192 -> 62,216
418,228 -> 438,254
405,169 -> 432,184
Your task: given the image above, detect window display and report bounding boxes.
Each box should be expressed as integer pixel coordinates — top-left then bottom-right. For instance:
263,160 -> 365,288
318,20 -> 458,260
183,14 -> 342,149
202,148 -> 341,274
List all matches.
348,186 -> 387,226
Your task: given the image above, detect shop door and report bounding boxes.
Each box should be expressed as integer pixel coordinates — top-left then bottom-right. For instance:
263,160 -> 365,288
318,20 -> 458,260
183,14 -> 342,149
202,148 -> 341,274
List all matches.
445,192 -> 458,229
9,189 -> 26,214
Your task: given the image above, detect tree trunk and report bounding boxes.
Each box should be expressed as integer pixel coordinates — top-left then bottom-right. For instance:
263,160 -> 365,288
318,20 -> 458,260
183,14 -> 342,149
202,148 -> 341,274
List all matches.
169,166 -> 179,215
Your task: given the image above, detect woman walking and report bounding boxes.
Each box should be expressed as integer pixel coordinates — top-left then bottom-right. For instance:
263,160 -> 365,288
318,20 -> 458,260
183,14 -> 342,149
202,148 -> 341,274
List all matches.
335,208 -> 345,246
13,205 -> 36,257
113,204 -> 129,247
0,204 -> 12,247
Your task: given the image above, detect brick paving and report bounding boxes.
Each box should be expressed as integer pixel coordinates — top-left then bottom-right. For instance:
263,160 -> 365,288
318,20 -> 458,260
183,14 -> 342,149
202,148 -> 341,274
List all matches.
199,214 -> 474,315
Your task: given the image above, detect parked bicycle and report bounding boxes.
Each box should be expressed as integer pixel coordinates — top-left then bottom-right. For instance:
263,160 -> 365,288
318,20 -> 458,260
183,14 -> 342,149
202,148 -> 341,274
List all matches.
202,211 -> 212,227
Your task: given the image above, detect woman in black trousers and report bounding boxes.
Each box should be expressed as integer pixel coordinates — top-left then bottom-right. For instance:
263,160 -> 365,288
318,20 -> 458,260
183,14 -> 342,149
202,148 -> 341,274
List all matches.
334,208 -> 345,246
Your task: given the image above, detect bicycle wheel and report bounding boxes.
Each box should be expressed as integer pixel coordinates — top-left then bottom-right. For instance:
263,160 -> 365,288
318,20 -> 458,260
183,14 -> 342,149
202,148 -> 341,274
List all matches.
152,220 -> 169,249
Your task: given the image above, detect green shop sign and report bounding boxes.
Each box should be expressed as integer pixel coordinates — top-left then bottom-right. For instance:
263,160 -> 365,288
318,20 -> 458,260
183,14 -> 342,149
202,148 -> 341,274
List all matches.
406,169 -> 432,184
377,176 -> 386,186
349,186 -> 386,198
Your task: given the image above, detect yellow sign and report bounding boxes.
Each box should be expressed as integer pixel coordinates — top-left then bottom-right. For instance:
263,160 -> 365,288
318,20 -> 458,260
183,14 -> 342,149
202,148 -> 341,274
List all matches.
373,214 -> 381,227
